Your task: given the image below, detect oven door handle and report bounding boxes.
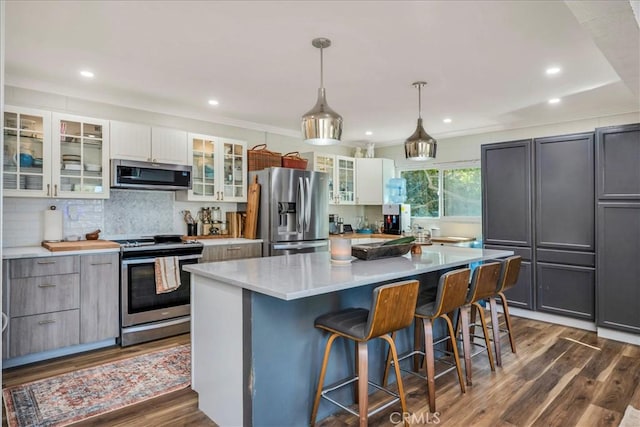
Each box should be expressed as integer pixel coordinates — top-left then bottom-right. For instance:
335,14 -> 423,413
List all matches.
122,254 -> 202,266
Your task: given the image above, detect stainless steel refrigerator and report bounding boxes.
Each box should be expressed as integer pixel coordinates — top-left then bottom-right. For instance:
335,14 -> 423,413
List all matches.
255,167 -> 329,256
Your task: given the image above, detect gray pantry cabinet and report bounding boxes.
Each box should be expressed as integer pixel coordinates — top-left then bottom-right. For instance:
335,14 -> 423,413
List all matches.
2,253 -> 119,359
482,132 -> 596,318
596,123 -> 640,333
534,132 -> 595,320
482,139 -> 535,309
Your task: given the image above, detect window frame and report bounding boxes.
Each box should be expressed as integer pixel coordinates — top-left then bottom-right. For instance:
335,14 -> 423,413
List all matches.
398,160 -> 481,223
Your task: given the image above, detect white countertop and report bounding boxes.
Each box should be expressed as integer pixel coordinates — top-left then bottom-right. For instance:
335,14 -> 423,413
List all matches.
2,246 -> 120,259
2,238 -> 262,259
184,245 -> 514,301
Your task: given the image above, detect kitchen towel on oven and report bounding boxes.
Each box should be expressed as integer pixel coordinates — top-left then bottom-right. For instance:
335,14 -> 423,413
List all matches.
155,256 -> 182,294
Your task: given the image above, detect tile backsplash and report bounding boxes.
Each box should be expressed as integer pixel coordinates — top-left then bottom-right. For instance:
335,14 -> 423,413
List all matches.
2,190 -> 241,247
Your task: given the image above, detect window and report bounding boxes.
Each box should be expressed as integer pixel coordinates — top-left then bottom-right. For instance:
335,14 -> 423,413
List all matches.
400,164 -> 481,219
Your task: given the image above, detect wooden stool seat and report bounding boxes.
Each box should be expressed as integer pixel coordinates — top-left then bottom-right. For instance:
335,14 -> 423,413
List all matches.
310,280 -> 420,427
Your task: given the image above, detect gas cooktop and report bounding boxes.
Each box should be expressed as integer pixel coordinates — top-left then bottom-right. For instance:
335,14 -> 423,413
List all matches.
114,234 -> 203,251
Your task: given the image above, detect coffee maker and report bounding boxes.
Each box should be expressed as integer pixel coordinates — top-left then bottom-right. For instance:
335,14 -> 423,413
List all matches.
382,204 -> 411,235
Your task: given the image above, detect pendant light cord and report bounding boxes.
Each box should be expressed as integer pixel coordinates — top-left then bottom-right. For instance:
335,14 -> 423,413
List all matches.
418,84 -> 422,119
319,46 -> 324,89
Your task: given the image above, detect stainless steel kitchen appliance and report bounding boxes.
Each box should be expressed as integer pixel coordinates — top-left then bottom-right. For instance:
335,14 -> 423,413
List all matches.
111,159 -> 192,191
255,167 -> 329,256
116,234 -> 203,346
382,203 -> 412,235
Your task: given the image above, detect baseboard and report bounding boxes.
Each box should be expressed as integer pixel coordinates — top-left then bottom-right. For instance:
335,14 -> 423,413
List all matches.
2,338 -> 117,369
496,306 -> 597,332
597,328 -> 640,346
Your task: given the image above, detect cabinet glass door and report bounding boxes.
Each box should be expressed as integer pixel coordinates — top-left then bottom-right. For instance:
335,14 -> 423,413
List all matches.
337,157 -> 355,204
57,119 -> 106,196
191,136 -> 216,197
315,154 -> 335,203
222,140 -> 246,201
3,111 -> 48,195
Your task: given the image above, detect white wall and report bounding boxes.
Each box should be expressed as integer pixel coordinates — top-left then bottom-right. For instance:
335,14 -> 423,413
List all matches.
377,111 -> 640,239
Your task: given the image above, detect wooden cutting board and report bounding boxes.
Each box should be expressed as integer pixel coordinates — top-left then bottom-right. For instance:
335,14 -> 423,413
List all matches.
243,175 -> 260,239
42,240 -> 121,252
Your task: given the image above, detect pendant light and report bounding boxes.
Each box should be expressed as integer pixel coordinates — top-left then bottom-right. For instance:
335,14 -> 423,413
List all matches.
301,38 -> 343,145
405,81 -> 437,160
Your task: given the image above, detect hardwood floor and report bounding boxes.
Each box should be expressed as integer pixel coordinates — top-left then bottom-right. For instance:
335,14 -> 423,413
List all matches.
2,317 -> 638,426
317,316 -> 640,426
1,334 -> 217,427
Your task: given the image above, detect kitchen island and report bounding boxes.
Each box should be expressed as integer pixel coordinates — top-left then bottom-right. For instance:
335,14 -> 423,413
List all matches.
185,245 -> 513,426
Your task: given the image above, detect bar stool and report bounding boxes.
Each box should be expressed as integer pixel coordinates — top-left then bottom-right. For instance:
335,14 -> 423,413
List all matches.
487,255 -> 522,366
310,280 -> 419,427
458,261 -> 501,386
383,268 -> 471,413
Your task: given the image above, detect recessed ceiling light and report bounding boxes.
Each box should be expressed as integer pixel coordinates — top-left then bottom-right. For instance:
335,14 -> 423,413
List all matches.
443,118 -> 452,124
208,99 -> 219,106
365,131 -> 373,136
546,67 -> 561,75
548,98 -> 561,104
80,70 -> 94,78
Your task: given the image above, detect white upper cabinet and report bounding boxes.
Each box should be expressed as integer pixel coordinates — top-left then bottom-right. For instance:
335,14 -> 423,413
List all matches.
356,158 -> 395,205
110,121 -> 188,165
52,113 -> 110,199
3,106 -> 52,198
302,152 -> 356,205
3,107 -> 109,199
178,133 -> 247,202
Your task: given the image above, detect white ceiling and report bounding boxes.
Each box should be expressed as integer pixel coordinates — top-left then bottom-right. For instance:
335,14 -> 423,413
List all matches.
5,1 -> 640,146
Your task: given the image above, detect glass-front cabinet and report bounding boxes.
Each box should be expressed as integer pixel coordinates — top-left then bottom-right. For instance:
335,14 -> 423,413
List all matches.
52,113 -> 110,199
301,152 -> 356,205
186,133 -> 247,202
3,107 -> 51,197
336,155 -> 356,204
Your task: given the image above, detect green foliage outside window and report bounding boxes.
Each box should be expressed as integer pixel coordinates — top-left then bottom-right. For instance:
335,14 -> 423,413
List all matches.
401,167 -> 481,218
443,168 -> 482,216
401,170 -> 439,217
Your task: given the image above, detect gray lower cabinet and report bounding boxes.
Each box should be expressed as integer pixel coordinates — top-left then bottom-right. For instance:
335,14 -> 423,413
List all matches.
3,252 -> 120,360
596,203 -> 640,333
202,242 -> 262,262
80,253 -> 119,343
536,262 -> 595,320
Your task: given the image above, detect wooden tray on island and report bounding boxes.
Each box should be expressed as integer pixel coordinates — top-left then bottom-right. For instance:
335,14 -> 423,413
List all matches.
351,242 -> 414,260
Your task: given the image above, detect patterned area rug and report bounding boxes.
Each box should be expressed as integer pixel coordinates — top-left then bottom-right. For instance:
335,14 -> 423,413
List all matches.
3,344 -> 191,427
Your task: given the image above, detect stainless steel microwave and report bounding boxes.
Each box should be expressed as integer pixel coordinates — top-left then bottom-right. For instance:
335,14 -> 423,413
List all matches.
111,159 -> 192,190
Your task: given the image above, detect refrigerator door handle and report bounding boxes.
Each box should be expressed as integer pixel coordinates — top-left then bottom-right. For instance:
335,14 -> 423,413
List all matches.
304,176 -> 311,232
297,176 -> 305,233
273,241 -> 328,250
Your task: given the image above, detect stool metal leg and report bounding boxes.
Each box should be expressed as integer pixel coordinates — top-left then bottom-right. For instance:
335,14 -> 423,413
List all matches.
489,296 -> 502,367
357,341 -> 368,427
310,333 -> 339,427
414,317 -> 423,372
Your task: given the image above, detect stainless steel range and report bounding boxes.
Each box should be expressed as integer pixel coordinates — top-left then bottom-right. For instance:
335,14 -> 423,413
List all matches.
116,234 -> 203,347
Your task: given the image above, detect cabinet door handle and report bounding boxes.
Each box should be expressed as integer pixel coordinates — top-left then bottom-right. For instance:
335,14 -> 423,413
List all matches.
54,184 -> 58,197
47,184 -> 50,196
38,319 -> 56,325
226,247 -> 241,251
90,262 -> 113,265
38,283 -> 56,288
37,260 -> 56,264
